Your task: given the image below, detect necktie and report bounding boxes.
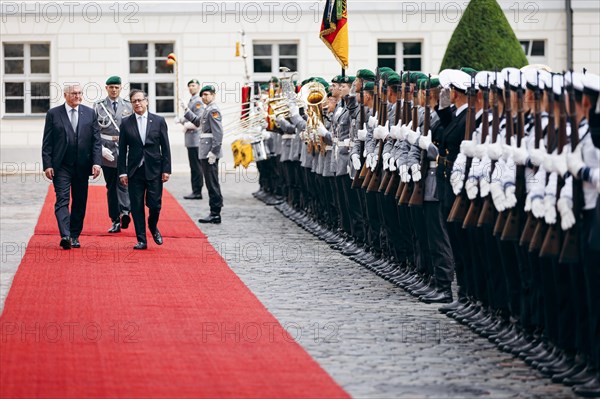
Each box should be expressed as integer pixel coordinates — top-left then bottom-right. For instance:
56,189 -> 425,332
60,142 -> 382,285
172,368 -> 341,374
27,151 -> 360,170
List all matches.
112,101 -> 117,113
70,108 -> 78,132
138,115 -> 146,144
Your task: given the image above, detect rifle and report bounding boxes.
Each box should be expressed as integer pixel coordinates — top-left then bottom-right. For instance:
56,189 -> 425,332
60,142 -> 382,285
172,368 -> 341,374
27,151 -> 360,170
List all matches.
501,72 -> 526,240
493,72 -> 514,236
352,84 -> 367,189
366,74 -> 389,192
399,76 -> 421,205
448,75 -> 476,223
520,72 -> 542,246
478,72 -> 501,227
463,77 -> 490,228
529,78 -> 556,253
384,82 -> 403,195
540,75 -> 567,258
559,71 -> 582,263
395,74 -> 413,201
409,75 -> 432,206
361,68 -> 380,189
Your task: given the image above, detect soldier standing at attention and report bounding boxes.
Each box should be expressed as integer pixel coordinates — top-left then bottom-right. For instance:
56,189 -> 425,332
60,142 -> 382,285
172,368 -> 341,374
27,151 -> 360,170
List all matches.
95,76 -> 132,233
178,79 -> 205,200
182,85 -> 224,224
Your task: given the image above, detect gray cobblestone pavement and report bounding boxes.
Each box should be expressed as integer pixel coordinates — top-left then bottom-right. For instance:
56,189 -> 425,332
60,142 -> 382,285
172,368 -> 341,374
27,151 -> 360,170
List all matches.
0,172 -> 576,398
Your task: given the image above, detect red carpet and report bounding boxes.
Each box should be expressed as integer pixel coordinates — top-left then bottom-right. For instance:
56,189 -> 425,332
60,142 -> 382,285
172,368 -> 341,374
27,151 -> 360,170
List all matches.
0,186 -> 349,399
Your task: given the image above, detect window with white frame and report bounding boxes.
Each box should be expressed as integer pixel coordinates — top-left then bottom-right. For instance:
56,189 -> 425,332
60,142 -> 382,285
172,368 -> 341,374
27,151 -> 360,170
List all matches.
253,42 -> 298,75
128,42 -> 175,114
2,42 -> 51,115
519,40 -> 546,65
377,41 -> 422,72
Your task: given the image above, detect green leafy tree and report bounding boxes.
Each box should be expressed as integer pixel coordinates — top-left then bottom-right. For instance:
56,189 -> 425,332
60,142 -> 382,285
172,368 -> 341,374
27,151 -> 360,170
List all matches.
440,0 -> 528,71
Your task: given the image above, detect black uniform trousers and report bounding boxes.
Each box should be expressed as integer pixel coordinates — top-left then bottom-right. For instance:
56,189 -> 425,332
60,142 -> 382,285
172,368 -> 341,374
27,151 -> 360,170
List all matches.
341,174 -> 366,244
53,164 -> 90,239
200,158 -> 223,215
423,201 -> 455,289
129,166 -> 162,244
102,166 -> 130,223
187,147 -> 204,195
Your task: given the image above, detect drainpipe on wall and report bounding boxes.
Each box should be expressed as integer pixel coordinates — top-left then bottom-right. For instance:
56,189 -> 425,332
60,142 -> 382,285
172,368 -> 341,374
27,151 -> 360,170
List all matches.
566,0 -> 573,70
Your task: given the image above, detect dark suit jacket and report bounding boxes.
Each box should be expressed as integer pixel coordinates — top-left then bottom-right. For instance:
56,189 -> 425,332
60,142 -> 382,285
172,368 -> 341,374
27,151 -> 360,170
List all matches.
118,112 -> 171,180
41,104 -> 102,171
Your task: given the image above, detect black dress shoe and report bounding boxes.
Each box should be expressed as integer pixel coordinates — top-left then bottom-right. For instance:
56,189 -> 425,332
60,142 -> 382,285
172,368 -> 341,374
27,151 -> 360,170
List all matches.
421,289 -> 453,304
573,376 -> 600,398
184,193 -> 203,200
70,237 -> 80,248
439,298 -> 468,314
121,213 -> 131,229
151,230 -> 163,245
108,222 -> 121,233
198,214 -> 222,224
60,236 -> 71,250
133,242 -> 147,250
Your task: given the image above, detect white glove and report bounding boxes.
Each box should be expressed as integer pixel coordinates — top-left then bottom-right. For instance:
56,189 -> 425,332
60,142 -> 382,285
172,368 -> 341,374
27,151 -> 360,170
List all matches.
460,140 -> 476,158
557,197 -> 575,230
411,163 -> 422,182
179,100 -> 187,112
417,134 -> 432,151
474,136 -> 489,160
389,157 -> 397,172
466,177 -> 478,200
502,142 -> 513,161
370,153 -> 379,171
389,121 -> 401,140
450,153 -> 466,195
487,140 -> 503,161
368,114 -> 378,129
544,195 -> 557,225
174,116 -> 183,125
531,196 -> 545,218
525,193 -> 533,212
407,127 -> 421,145
399,124 -> 412,141
102,146 -> 115,162
399,164 -> 411,183
357,123 -> 368,141
317,125 -> 328,137
373,122 -> 389,140
512,140 -> 529,166
289,103 -> 299,117
529,141 -> 547,166
504,185 -> 517,209
480,175 -> 491,198
554,151 -> 568,178
365,153 -> 373,170
207,151 -> 217,165
382,153 -> 391,171
567,143 -> 585,177
351,154 -> 361,170
491,182 -> 506,212
439,88 -> 451,109
542,151 -> 555,173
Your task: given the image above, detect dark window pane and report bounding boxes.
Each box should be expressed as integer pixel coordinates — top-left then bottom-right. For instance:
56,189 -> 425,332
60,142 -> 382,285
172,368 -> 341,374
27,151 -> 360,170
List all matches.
378,42 -> 395,56
129,60 -> 148,73
155,43 -> 174,57
520,41 -> 530,55
31,82 -> 50,97
403,42 -> 421,55
404,58 -> 421,71
531,40 -> 545,56
280,58 -> 297,71
30,43 -> 49,57
155,60 -> 174,74
253,44 -> 271,56
280,44 -> 297,56
129,43 -> 148,57
130,82 -> 148,93
254,58 -> 271,73
156,82 -> 174,96
4,60 -> 24,74
5,99 -> 24,113
378,58 -> 395,70
156,99 -> 174,113
31,99 -> 50,113
3,43 -> 23,57
5,82 -> 24,96
31,59 -> 49,74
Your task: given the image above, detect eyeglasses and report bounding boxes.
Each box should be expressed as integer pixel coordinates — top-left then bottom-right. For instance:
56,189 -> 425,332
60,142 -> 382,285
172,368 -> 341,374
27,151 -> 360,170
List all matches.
131,98 -> 147,104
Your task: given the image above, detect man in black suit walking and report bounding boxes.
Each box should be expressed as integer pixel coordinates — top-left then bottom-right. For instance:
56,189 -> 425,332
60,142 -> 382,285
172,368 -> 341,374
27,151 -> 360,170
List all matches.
118,89 -> 171,250
42,84 -> 102,249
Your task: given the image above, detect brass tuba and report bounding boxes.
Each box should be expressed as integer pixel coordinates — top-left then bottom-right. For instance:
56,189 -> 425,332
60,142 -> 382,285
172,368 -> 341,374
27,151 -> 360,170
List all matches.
300,81 -> 327,154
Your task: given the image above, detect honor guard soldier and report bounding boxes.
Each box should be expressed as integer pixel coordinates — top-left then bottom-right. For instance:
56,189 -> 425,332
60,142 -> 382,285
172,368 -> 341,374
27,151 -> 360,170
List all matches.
183,85 -> 224,224
95,75 -> 132,233
178,79 -> 205,200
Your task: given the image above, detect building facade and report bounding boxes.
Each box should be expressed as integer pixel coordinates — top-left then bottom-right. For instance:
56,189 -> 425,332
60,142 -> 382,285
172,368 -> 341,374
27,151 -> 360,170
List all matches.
1,1 -> 599,172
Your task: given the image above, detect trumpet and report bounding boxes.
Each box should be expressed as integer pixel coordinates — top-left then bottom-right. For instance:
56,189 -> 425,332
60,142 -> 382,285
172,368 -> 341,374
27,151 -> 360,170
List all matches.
299,81 -> 327,154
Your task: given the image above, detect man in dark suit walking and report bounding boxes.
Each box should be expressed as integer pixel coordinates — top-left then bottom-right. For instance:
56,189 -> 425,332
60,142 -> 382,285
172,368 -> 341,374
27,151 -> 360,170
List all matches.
118,89 -> 171,250
42,84 -> 102,250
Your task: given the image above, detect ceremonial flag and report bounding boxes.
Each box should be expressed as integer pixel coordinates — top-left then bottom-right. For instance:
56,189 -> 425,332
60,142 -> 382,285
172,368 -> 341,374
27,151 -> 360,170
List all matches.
319,0 -> 348,69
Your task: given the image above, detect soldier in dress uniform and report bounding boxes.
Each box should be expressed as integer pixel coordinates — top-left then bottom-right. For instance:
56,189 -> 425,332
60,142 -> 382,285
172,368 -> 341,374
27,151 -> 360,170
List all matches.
95,75 -> 132,233
182,85 -> 224,224
178,79 -> 204,200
